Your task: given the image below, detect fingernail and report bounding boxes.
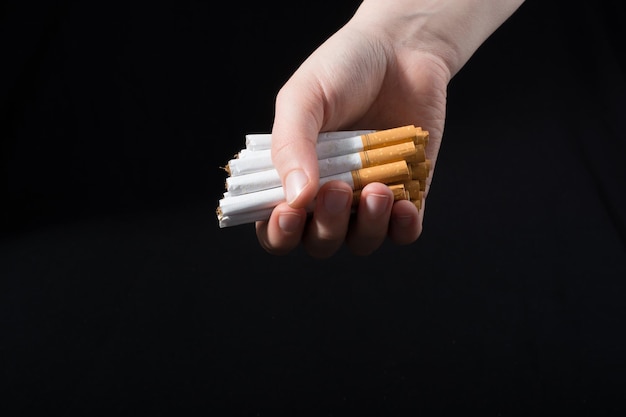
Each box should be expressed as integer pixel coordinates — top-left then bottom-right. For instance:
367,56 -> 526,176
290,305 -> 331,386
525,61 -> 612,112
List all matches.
278,212 -> 303,232
365,193 -> 391,218
323,188 -> 351,213
285,170 -> 309,205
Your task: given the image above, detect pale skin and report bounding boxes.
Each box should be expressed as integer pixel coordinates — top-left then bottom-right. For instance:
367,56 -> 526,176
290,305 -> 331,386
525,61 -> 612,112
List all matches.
256,0 -> 526,258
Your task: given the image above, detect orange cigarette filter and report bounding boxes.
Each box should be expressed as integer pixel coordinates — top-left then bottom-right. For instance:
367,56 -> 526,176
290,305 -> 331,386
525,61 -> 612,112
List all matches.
360,125 -> 418,149
388,183 -> 410,200
352,183 -> 408,206
358,141 -> 421,168
414,127 -> 429,147
410,159 -> 431,181
412,191 -> 425,210
350,160 -> 411,190
412,144 -> 426,163
400,180 -> 422,200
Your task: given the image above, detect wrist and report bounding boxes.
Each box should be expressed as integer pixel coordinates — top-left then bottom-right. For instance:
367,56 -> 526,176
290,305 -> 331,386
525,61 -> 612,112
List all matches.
353,0 -> 525,77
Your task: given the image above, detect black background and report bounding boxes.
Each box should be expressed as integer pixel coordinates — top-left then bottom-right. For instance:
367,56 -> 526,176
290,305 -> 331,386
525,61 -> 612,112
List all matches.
2,0 -> 625,415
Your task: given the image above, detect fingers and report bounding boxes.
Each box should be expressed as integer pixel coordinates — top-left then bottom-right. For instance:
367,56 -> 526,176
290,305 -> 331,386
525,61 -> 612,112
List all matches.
345,182 -> 395,256
345,186 -> 422,255
255,180 -> 354,258
255,202 -> 307,256
388,199 -> 422,245
256,181 -> 423,257
270,83 -> 322,210
343,185 -> 422,256
302,181 -> 353,259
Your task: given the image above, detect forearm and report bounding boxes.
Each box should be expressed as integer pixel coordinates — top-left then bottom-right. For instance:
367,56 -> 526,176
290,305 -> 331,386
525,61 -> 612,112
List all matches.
351,0 -> 526,77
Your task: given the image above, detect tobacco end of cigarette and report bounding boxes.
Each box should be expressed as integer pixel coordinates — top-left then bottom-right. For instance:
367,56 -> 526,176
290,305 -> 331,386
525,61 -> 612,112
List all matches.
221,164 -> 231,175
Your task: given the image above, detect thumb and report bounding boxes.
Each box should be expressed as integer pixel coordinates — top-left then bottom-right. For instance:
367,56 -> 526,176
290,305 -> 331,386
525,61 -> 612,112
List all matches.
270,82 -> 324,209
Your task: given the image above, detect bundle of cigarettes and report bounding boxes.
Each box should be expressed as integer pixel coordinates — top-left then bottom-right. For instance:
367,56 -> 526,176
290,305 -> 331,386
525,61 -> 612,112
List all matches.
216,125 -> 432,228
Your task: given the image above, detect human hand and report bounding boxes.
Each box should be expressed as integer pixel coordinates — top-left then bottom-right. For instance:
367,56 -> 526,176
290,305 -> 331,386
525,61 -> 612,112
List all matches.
255,29 -> 448,258
255,0 -> 524,258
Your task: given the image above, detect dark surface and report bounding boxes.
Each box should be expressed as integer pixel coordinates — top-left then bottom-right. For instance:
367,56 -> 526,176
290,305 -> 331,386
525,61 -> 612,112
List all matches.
2,0 -> 625,415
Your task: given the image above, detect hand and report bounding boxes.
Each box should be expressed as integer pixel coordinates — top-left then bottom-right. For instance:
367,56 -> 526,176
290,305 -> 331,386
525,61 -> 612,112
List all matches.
255,0 -> 524,258
255,31 -> 448,258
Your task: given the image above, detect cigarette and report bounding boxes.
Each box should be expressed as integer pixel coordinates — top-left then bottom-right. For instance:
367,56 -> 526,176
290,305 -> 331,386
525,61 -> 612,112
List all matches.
225,141 -> 423,196
245,129 -> 376,151
217,125 -> 433,228
217,206 -> 275,228
218,160 -> 411,217
410,159 -> 432,181
235,148 -> 268,159
224,149 -> 272,176
352,183 -> 408,206
218,183 -> 410,228
237,127 -> 426,159
398,180 -> 421,201
226,125 -> 421,176
349,160 -> 411,190
412,191 -> 425,210
414,126 -> 429,147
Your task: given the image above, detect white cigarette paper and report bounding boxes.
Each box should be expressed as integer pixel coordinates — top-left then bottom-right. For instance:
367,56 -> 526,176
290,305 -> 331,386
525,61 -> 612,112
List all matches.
227,125 -> 420,176
217,125 -> 431,228
218,183 -> 410,228
217,207 -> 274,228
219,172 -> 356,217
226,141 -> 422,196
218,160 -> 411,217
227,135 -> 367,176
245,129 -> 375,151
